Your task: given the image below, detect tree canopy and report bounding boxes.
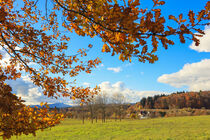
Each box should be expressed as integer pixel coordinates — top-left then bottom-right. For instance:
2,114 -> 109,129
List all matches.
0,0 -> 209,139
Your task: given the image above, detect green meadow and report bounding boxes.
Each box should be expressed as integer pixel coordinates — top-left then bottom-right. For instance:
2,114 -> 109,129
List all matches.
10,115 -> 210,140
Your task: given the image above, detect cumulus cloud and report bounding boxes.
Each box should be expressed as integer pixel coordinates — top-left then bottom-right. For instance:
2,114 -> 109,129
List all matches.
107,67 -> 122,73
190,26 -> 210,52
6,76 -> 68,105
3,72 -> 74,105
158,59 -> 210,91
99,81 -> 169,103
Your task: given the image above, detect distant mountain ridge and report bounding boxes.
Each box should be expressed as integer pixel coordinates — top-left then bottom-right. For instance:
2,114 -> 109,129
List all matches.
29,103 -> 72,108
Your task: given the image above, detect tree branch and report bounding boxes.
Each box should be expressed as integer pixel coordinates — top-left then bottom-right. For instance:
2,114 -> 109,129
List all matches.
0,32 -> 37,75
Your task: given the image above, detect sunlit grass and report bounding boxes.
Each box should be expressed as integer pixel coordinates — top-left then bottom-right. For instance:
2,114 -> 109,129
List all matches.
9,115 -> 210,140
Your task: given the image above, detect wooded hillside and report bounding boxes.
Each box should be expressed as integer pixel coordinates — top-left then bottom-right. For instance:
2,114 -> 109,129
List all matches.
139,91 -> 210,109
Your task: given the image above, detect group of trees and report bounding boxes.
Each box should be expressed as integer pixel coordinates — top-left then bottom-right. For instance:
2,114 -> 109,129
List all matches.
64,90 -> 210,122
65,92 -> 129,123
140,94 -> 167,109
139,91 -> 210,109
0,0 -> 209,138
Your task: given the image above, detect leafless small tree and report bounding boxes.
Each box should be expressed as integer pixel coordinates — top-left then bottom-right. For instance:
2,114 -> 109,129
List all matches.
111,93 -> 126,121
95,92 -> 108,123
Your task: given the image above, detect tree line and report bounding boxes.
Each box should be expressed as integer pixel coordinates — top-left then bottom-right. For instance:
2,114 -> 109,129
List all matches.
139,91 -> 210,109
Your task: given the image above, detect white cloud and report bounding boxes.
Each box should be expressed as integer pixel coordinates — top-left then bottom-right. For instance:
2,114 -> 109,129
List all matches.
83,82 -> 91,87
5,76 -> 49,105
22,75 -> 33,83
4,73 -> 76,105
0,46 -> 24,68
158,59 -> 210,91
0,49 -> 12,67
99,81 -> 169,103
190,26 -> 210,52
0,45 -> 38,70
107,67 -> 122,73
28,87 -> 42,97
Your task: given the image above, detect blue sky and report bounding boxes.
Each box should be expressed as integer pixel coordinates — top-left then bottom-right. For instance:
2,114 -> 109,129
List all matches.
1,0 -> 210,105
67,0 -> 210,99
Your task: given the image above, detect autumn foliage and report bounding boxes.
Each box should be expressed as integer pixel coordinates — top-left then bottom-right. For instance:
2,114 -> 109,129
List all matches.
0,0 -> 209,139
0,80 -> 63,139
139,91 -> 210,109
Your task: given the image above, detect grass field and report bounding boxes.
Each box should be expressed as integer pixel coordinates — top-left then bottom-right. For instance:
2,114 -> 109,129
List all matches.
9,115 -> 210,140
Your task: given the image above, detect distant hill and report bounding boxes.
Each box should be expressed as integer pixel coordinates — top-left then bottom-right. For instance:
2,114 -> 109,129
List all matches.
48,103 -> 72,108
29,103 -> 72,108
